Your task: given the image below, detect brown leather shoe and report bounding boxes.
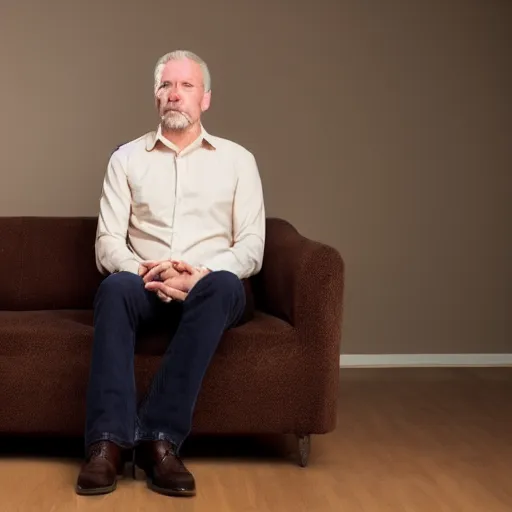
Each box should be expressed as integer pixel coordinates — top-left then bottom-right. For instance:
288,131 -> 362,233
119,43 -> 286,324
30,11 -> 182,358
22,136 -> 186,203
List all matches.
75,441 -> 124,495
135,440 -> 195,497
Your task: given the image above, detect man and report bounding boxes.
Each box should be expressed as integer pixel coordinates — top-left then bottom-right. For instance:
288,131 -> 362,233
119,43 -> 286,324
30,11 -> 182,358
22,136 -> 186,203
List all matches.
76,50 -> 265,498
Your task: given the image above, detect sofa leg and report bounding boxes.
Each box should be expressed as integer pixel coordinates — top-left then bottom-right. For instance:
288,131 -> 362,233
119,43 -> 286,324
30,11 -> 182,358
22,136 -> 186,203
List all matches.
297,435 -> 310,467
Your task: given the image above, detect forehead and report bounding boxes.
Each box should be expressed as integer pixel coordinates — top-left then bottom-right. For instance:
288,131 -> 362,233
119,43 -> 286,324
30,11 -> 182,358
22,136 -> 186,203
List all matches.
160,58 -> 203,84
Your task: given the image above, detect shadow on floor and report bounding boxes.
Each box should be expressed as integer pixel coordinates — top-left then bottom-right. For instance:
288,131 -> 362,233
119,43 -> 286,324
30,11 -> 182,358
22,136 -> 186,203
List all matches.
0,433 -> 302,466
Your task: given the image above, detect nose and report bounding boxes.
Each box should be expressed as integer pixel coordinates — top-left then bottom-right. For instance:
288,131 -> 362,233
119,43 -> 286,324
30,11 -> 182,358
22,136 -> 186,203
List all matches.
166,85 -> 180,103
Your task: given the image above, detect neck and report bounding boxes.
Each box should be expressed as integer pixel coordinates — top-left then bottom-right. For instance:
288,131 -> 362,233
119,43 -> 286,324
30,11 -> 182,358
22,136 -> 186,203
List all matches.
161,123 -> 202,152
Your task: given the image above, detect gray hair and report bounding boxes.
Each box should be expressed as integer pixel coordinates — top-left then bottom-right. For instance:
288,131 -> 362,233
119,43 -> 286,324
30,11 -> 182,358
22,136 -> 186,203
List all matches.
153,50 -> 211,93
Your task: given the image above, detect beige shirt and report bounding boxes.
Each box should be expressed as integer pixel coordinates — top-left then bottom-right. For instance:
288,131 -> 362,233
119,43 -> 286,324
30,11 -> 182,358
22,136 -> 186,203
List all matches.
95,125 -> 265,280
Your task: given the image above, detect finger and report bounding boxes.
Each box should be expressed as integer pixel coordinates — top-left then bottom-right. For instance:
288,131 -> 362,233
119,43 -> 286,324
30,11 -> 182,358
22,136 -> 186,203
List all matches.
157,290 -> 172,303
142,260 -> 170,273
160,266 -> 180,281
165,276 -> 189,292
181,261 -> 197,274
145,281 -> 188,302
173,260 -> 196,274
141,260 -> 162,268
170,260 -> 184,271
143,261 -> 172,283
147,281 -> 187,301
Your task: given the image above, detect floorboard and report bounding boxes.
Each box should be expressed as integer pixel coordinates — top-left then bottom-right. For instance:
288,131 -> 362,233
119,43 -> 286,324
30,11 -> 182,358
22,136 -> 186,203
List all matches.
1,367 -> 511,511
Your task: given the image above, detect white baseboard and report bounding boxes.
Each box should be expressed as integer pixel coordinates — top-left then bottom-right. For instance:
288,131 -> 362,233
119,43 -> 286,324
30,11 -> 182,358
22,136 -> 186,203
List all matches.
340,354 -> 512,368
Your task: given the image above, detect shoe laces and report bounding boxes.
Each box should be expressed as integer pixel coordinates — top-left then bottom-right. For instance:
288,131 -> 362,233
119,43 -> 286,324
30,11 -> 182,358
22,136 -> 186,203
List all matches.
160,442 -> 186,471
88,442 -> 109,461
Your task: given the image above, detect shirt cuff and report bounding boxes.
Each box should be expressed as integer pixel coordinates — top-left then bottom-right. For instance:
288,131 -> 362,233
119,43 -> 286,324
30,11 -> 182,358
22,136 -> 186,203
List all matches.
202,252 -> 244,278
118,259 -> 141,275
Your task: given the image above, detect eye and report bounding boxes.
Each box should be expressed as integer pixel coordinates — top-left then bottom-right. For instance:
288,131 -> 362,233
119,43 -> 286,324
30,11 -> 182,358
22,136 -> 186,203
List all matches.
158,81 -> 170,90
183,82 -> 193,88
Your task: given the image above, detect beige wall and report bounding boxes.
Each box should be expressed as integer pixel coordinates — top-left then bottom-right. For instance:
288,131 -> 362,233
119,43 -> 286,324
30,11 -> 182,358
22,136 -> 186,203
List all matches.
0,0 -> 510,354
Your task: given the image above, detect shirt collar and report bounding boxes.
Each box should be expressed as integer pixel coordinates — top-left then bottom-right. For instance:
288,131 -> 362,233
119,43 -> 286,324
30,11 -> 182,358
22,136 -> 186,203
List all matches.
146,124 -> 216,153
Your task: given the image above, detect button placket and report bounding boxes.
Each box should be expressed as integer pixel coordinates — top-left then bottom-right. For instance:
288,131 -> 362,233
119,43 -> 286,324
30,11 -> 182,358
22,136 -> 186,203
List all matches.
168,154 -> 178,258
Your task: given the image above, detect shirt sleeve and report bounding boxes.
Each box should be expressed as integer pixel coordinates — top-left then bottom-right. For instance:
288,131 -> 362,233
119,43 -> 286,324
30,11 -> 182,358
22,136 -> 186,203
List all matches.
95,151 -> 140,275
203,150 -> 266,279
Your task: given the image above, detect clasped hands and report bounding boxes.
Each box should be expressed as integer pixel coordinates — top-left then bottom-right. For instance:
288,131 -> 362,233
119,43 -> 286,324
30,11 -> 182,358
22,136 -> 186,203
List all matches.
138,259 -> 210,302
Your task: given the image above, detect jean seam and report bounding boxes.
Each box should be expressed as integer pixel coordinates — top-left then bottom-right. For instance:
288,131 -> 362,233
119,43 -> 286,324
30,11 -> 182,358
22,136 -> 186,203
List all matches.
86,432 -> 134,449
134,428 -> 181,451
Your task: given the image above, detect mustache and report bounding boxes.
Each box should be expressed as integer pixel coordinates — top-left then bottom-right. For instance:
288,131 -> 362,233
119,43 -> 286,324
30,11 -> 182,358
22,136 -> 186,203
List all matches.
161,107 -> 190,121
161,109 -> 186,117
163,107 -> 182,113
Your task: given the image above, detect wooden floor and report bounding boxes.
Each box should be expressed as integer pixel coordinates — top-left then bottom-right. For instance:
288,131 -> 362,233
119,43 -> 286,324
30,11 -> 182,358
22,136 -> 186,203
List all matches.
1,367 -> 511,511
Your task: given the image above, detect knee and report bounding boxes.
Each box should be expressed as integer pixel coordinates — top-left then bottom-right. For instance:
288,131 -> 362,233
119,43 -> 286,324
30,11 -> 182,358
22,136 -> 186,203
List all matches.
202,270 -> 244,297
96,271 -> 143,299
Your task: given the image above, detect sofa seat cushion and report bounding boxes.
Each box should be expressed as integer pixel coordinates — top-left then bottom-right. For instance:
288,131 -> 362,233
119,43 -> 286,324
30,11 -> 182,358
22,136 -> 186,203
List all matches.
0,310 -> 94,356
0,309 -> 302,435
0,310 -> 294,358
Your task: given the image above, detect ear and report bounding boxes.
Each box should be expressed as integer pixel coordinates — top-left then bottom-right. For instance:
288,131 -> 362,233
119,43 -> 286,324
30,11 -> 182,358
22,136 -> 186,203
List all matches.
201,90 -> 211,112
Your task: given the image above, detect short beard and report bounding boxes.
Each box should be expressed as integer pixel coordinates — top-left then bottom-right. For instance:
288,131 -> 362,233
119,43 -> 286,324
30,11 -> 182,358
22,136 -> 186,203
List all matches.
160,110 -> 191,131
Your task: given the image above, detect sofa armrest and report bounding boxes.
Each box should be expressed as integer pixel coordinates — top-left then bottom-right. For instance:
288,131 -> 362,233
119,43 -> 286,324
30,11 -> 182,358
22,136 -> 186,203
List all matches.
252,218 -> 345,333
251,218 -> 345,433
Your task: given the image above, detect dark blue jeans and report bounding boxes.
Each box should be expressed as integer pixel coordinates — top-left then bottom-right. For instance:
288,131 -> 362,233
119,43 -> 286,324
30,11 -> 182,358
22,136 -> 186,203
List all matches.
84,270 -> 246,453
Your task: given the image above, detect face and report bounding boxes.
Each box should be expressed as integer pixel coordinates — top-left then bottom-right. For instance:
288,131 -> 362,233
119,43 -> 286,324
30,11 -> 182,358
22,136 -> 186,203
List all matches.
156,58 -> 211,132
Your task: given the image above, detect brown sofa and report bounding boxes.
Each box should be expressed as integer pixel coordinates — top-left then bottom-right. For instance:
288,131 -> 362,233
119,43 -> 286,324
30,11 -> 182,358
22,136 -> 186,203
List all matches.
0,216 -> 344,466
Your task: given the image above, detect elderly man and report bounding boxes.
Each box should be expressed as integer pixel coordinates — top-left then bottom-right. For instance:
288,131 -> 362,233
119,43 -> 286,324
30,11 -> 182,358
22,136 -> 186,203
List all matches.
76,50 -> 265,498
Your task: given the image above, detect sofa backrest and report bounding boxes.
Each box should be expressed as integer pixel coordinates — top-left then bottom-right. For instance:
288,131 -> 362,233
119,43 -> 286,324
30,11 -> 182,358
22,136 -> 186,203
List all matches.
0,217 -> 103,310
0,216 -> 258,316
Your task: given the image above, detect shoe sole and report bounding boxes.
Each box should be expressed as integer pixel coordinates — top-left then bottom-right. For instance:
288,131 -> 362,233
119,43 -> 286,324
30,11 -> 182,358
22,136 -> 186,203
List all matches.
133,461 -> 195,497
146,478 -> 196,497
75,473 -> 123,496
75,481 -> 117,496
